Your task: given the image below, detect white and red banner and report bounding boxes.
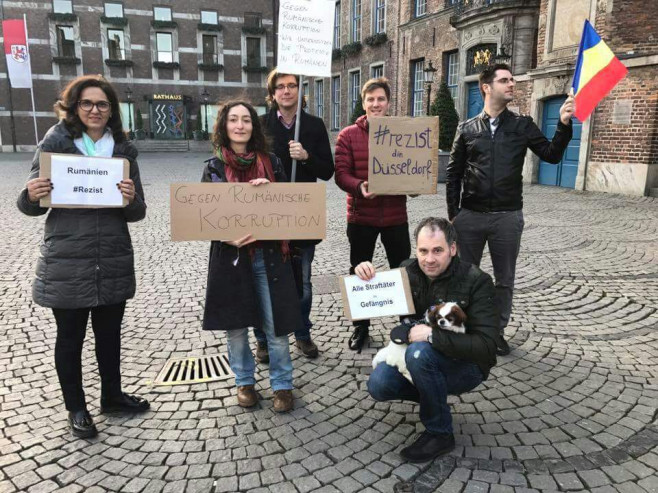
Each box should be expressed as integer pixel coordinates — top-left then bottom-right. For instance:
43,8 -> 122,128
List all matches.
2,19 -> 33,88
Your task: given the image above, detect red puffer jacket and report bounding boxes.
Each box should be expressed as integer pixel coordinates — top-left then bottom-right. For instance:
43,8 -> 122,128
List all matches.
334,115 -> 408,227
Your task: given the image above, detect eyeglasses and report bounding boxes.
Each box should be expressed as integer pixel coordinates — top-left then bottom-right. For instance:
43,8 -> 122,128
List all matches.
493,77 -> 515,85
78,100 -> 111,112
274,83 -> 299,91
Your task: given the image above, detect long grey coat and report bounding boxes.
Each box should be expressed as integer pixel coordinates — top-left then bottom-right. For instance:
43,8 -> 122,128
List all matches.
17,121 -> 146,309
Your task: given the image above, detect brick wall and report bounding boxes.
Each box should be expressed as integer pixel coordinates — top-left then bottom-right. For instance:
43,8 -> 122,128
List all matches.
589,66 -> 658,165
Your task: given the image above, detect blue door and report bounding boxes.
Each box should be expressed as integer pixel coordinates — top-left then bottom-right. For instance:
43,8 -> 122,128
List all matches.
537,96 -> 581,188
467,82 -> 483,119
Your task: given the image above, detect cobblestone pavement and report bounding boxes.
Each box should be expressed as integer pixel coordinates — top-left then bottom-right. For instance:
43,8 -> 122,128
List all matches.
1,152 -> 657,493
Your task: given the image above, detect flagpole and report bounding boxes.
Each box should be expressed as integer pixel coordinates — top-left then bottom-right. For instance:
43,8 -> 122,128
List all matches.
23,14 -> 38,145
290,73 -> 303,182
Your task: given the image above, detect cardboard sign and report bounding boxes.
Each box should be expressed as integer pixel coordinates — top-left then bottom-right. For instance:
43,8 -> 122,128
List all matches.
170,182 -> 326,241
339,268 -> 416,321
367,117 -> 439,195
277,0 -> 335,77
39,152 -> 129,208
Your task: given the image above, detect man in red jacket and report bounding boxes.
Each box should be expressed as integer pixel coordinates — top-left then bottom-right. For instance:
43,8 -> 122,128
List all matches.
335,77 -> 411,352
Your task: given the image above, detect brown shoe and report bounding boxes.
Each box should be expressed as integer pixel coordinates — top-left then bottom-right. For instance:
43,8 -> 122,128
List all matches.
273,390 -> 294,412
255,341 -> 269,364
295,339 -> 319,358
237,385 -> 258,408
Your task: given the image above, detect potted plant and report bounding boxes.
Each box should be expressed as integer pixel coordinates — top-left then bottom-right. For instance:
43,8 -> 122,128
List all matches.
430,81 -> 459,183
134,108 -> 146,140
350,93 -> 365,124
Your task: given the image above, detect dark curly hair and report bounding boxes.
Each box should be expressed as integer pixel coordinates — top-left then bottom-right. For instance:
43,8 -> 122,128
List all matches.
211,100 -> 269,153
54,74 -> 126,142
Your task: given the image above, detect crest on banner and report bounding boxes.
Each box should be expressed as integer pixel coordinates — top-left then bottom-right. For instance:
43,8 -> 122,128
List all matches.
11,45 -> 28,63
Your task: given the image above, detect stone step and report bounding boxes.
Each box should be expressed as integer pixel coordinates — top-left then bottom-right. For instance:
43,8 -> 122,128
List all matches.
132,140 -> 190,152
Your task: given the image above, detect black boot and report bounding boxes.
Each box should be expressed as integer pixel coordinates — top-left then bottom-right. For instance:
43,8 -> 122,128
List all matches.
496,334 -> 511,356
100,392 -> 150,414
68,410 -> 98,439
400,432 -> 455,463
348,326 -> 369,353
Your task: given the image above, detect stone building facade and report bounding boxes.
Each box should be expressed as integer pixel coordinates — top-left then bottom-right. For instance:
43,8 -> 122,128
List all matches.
303,0 -> 656,196
0,0 -> 275,151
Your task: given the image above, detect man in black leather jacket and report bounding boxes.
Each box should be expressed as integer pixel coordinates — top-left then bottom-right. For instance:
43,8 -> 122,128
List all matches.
447,63 -> 574,355
356,217 -> 499,463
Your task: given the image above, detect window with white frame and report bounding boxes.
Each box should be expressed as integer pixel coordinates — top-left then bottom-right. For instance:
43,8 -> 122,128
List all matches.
153,7 -> 171,21
56,26 -> 75,57
411,60 -> 425,116
349,71 -> 361,116
374,0 -> 385,34
371,64 -> 383,79
334,2 -> 341,48
447,51 -> 459,100
107,29 -> 125,60
201,10 -> 218,25
351,0 -> 361,43
202,34 -> 217,64
332,76 -> 341,130
302,81 -> 309,100
53,0 -> 73,13
244,12 -> 262,28
120,102 -> 134,132
414,0 -> 426,18
315,79 -> 324,119
246,37 -> 262,68
200,104 -> 219,132
104,3 -> 123,18
156,32 -> 173,62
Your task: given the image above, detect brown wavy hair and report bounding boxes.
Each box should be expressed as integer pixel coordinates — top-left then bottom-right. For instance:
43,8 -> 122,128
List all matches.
54,74 -> 126,142
265,68 -> 307,110
211,100 -> 269,153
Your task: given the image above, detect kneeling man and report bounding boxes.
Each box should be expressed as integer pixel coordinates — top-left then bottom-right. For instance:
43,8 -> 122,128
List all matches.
355,217 -> 499,462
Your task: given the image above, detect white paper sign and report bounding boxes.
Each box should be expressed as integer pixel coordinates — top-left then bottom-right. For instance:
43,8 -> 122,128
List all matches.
340,269 -> 416,321
277,0 -> 335,77
50,155 -> 125,207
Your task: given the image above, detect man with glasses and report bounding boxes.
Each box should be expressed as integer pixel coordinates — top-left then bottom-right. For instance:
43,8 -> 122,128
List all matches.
447,63 -> 574,355
257,69 -> 334,361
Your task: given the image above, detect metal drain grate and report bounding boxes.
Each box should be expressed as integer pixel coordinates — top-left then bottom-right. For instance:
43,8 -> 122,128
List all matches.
152,354 -> 234,386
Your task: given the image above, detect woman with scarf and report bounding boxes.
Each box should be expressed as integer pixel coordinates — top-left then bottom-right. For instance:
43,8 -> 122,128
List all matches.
17,75 -> 149,439
202,100 -> 300,413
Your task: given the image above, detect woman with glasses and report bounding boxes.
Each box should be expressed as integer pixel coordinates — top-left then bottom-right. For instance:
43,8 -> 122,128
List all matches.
17,75 -> 149,438
201,100 -> 301,413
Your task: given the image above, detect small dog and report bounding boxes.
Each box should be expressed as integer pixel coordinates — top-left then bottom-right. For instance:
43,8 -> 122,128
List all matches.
426,302 -> 467,334
372,302 -> 468,384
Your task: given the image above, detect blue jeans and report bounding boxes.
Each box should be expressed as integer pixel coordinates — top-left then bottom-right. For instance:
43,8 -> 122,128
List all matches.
226,249 -> 293,391
367,342 -> 483,434
255,244 -> 315,342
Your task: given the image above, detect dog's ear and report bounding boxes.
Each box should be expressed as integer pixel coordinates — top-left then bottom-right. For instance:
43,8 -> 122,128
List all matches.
426,305 -> 440,328
454,305 -> 467,324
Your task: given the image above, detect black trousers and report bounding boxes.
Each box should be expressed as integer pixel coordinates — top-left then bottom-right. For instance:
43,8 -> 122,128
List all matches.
52,302 -> 126,412
347,222 -> 411,329
453,209 -> 524,332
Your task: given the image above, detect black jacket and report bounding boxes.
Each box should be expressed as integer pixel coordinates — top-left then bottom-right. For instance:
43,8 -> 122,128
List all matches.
200,154 -> 303,335
402,257 -> 499,380
17,121 -> 146,309
446,109 -> 572,220
262,108 -> 334,249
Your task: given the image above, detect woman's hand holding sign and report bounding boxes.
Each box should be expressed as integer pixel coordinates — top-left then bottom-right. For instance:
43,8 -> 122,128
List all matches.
27,177 -> 53,203
117,179 -> 135,203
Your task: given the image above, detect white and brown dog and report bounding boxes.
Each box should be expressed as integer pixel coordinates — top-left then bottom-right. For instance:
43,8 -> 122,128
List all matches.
372,302 -> 467,383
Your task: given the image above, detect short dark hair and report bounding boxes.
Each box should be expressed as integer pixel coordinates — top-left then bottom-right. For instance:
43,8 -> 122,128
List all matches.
361,77 -> 391,102
211,100 -> 269,153
54,74 -> 126,142
265,68 -> 306,109
414,217 -> 458,245
478,63 -> 512,99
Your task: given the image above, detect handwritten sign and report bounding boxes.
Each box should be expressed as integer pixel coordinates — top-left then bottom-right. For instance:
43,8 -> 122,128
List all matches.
39,152 -> 128,208
170,182 -> 326,241
339,269 -> 416,321
367,117 -> 439,195
277,0 -> 335,77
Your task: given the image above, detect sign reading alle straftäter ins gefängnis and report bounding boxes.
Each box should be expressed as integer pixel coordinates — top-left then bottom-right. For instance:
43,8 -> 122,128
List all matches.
170,182 -> 326,241
367,116 -> 439,195
340,268 -> 416,321
39,153 -> 128,208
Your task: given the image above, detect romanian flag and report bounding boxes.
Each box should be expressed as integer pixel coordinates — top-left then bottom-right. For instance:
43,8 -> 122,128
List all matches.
572,20 -> 627,121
